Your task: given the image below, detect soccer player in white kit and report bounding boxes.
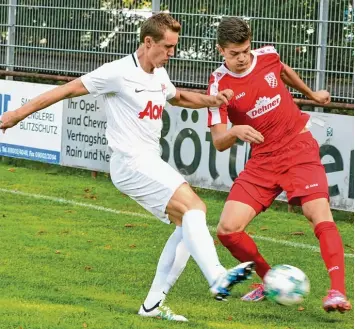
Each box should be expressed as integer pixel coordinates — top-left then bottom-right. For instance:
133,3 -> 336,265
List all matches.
0,13 -> 255,322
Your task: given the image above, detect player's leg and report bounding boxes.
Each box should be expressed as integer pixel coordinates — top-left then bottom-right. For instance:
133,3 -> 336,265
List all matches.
163,232 -> 190,294
217,198 -> 270,279
216,179 -> 279,302
139,219 -> 190,321
302,197 -> 351,312
110,153 -> 190,320
217,200 -> 267,302
216,155 -> 282,302
282,132 -> 351,313
166,183 -> 255,300
161,216 -> 190,297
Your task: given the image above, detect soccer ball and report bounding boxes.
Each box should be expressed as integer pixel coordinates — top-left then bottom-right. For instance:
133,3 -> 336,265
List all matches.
263,264 -> 310,306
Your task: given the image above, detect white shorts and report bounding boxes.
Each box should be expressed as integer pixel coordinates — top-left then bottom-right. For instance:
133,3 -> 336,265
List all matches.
110,152 -> 187,224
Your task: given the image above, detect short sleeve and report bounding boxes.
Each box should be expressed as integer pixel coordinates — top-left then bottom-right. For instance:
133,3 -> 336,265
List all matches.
81,61 -> 123,97
157,68 -> 176,100
207,73 -> 228,127
254,45 -> 284,72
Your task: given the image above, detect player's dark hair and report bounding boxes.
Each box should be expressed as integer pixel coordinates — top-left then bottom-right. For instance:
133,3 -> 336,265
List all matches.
140,13 -> 181,43
217,17 -> 252,47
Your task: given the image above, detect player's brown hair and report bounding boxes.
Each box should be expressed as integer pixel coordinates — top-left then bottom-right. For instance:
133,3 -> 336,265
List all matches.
140,13 -> 181,43
217,17 -> 252,47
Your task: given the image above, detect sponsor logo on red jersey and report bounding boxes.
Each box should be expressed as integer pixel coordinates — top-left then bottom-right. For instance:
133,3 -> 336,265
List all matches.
246,95 -> 281,119
235,92 -> 246,100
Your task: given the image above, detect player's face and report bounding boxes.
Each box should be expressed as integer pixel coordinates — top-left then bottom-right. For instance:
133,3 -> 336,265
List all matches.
148,29 -> 179,68
218,40 -> 252,74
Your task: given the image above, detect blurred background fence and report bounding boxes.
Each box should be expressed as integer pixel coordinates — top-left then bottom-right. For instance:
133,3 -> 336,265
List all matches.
0,0 -> 353,102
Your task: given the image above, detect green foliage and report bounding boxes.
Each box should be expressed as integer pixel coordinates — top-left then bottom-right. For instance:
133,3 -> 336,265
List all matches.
0,0 -> 353,100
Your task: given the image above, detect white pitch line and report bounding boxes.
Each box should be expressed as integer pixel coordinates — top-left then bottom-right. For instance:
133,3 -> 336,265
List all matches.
0,188 -> 353,259
0,188 -> 153,219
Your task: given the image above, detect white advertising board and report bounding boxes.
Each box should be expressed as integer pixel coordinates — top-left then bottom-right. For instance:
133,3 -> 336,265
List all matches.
0,80 -> 62,164
53,90 -> 354,211
61,96 -> 110,172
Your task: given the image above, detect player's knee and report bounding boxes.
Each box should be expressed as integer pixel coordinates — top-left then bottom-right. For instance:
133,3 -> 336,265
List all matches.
302,200 -> 333,224
303,207 -> 321,221
167,197 -> 206,220
303,209 -> 314,223
182,196 -> 206,213
169,215 -> 183,226
217,220 -> 246,235
190,199 -> 206,213
170,184 -> 206,214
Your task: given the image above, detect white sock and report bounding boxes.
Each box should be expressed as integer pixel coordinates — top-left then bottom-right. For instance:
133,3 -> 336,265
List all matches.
143,227 -> 190,310
163,239 -> 190,293
182,209 -> 226,286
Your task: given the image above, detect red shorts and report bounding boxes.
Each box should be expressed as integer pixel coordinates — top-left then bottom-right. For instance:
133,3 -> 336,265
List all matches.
227,131 -> 329,214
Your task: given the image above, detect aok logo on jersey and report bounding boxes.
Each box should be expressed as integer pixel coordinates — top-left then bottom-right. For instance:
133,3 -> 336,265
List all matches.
246,95 -> 281,119
139,101 -> 164,120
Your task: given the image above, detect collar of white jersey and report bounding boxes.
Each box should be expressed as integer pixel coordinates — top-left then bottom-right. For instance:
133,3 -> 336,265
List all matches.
132,52 -> 156,75
131,52 -> 139,68
221,51 -> 258,78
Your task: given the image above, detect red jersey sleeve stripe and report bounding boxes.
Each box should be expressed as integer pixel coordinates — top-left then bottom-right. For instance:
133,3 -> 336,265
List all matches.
207,69 -> 228,127
208,107 -> 228,127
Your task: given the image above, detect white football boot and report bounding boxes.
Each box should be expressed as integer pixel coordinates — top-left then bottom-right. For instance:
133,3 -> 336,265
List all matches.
210,261 -> 255,301
138,300 -> 188,322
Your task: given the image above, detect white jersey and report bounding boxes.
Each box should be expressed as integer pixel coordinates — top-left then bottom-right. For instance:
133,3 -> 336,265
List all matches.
81,52 -> 176,157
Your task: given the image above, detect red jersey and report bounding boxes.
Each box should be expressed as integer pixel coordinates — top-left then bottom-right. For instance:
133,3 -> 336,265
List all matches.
207,46 -> 309,156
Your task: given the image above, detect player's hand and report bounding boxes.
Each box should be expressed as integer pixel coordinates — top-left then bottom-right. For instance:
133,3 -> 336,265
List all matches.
0,111 -> 22,133
232,125 -> 264,144
310,90 -> 331,105
215,89 -> 234,106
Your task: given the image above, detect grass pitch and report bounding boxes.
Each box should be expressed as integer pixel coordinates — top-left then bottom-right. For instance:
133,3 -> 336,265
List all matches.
0,160 -> 353,329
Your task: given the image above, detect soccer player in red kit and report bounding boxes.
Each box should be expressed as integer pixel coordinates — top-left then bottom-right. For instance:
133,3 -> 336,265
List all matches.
207,17 -> 351,313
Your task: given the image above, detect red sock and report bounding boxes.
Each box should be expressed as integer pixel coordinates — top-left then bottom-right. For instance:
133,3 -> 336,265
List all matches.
218,231 -> 271,279
314,221 -> 346,295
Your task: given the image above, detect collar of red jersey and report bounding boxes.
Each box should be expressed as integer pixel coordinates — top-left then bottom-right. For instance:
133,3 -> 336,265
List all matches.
222,51 -> 258,78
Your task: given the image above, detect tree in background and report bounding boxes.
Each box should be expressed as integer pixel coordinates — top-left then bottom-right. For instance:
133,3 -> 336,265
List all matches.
0,0 -> 352,100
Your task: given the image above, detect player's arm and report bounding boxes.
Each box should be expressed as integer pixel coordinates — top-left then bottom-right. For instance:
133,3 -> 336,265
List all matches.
280,64 -> 330,105
0,79 -> 89,132
206,74 -> 262,151
168,89 -> 234,109
210,123 -> 264,152
210,123 -> 237,152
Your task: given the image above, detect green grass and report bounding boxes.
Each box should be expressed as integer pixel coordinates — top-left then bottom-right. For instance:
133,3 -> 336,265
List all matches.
0,160 -> 353,329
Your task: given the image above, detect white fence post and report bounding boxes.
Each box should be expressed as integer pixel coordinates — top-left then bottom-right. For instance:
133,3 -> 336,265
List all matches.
152,0 -> 160,13
315,0 -> 329,112
6,0 -> 17,81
